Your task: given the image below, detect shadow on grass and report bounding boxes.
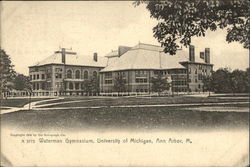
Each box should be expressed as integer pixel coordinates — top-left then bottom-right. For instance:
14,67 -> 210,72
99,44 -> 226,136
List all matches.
1,107 -> 249,132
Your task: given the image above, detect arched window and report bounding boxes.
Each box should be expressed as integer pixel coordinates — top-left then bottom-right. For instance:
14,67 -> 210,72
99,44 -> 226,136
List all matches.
93,71 -> 97,78
69,82 -> 74,90
75,70 -> 80,79
84,71 -> 88,79
67,70 -> 72,78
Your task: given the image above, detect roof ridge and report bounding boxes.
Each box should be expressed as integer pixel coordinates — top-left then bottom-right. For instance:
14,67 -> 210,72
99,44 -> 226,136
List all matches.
138,42 -> 161,48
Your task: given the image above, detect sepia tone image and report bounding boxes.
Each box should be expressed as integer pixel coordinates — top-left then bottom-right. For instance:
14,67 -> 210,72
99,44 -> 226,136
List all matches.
0,1 -> 249,166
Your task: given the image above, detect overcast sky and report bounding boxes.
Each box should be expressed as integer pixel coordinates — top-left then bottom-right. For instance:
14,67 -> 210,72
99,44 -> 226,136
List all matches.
1,1 -> 249,75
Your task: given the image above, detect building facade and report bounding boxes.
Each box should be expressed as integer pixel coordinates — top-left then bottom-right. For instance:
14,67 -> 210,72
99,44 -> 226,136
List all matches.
99,43 -> 213,94
29,43 -> 213,96
29,48 -> 106,96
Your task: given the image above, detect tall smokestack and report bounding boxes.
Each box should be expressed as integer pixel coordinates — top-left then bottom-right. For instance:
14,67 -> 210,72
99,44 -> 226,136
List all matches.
62,48 -> 66,64
189,45 -> 195,62
93,52 -> 98,62
205,48 -> 210,63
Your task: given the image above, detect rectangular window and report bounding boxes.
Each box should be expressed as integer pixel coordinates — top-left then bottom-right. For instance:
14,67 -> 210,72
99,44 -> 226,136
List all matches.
105,80 -> 112,84
55,68 -> 62,72
42,74 -> 45,79
55,73 -> 62,79
47,73 -> 51,79
198,74 -> 203,80
105,72 -> 112,78
136,78 -> 147,83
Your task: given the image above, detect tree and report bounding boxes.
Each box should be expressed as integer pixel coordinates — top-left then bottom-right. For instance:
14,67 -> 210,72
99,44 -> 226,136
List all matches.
12,74 -> 31,91
82,80 -> 91,95
0,49 -> 16,97
134,0 -> 249,55
230,69 -> 248,93
114,75 -> 126,95
211,68 -> 232,93
202,74 -> 213,95
89,76 -> 100,95
82,77 -> 99,95
245,68 -> 250,93
151,72 -> 170,94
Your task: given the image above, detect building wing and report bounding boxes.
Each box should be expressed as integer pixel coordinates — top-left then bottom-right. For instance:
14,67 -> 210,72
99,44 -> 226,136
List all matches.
101,43 -> 189,72
31,52 -> 107,67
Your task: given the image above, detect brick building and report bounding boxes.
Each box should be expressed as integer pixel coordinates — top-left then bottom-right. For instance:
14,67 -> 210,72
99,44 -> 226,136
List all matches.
29,48 -> 106,96
99,43 -> 213,94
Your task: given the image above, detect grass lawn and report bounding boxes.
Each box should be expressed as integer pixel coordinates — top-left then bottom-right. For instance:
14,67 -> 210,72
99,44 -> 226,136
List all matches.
0,98 -> 49,107
39,96 -> 249,108
1,106 -> 249,131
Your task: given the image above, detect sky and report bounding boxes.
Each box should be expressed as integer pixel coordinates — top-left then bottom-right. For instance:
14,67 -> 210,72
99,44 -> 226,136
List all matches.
1,1 -> 249,75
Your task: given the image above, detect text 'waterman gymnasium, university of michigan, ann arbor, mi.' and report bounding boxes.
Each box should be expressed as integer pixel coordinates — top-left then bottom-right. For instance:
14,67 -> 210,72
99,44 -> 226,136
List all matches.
29,43 -> 213,96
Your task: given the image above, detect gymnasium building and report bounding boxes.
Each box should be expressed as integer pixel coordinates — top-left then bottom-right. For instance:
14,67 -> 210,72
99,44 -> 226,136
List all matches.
29,43 -> 213,96
29,48 -> 106,96
99,43 -> 213,95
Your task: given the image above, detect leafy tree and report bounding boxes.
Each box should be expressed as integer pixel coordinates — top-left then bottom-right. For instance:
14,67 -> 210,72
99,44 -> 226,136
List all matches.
230,69 -> 247,93
202,74 -> 213,95
211,68 -> 232,93
12,74 -> 31,91
134,0 -> 249,55
89,76 -> 100,95
114,74 -> 126,95
151,72 -> 170,94
82,77 -> 99,95
245,68 -> 250,93
0,49 -> 16,97
82,80 -> 91,95
210,68 -> 249,93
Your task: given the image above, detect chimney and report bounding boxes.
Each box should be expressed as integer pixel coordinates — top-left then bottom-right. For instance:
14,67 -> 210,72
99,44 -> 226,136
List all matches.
62,48 -> 66,64
189,45 -> 195,62
200,52 -> 204,59
205,48 -> 210,63
93,52 -> 98,62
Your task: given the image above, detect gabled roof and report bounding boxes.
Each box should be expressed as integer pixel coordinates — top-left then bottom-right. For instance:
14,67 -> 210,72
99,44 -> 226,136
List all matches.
101,43 -> 190,72
30,51 -> 107,67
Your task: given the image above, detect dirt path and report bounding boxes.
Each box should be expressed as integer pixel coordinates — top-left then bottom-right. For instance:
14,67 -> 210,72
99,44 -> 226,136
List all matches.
0,98 -> 64,114
1,97 -> 249,114
32,101 -> 249,112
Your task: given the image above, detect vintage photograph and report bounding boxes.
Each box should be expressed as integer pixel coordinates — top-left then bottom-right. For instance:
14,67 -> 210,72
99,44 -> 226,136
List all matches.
0,1 -> 249,166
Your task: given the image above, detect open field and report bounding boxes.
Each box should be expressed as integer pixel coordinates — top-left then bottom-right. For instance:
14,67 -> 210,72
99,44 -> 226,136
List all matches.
1,95 -> 249,131
1,106 -> 249,131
